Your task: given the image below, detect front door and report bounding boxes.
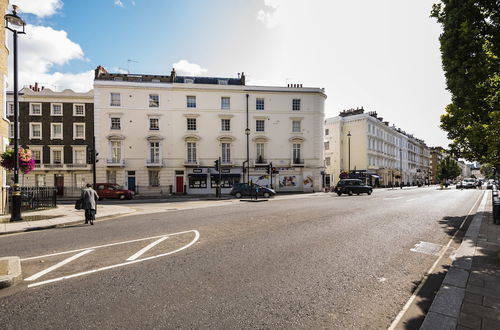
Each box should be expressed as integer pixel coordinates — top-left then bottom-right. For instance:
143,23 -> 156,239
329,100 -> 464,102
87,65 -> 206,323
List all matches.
176,176 -> 184,194
54,175 -> 64,196
127,177 -> 136,192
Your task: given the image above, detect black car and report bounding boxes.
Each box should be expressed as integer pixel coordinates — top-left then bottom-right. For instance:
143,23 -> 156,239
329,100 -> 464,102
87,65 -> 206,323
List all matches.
230,183 -> 276,198
332,179 -> 373,196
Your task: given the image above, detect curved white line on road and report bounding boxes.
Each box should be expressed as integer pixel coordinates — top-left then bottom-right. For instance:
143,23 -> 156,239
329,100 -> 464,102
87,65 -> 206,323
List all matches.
21,229 -> 197,261
27,230 -> 200,288
126,236 -> 169,261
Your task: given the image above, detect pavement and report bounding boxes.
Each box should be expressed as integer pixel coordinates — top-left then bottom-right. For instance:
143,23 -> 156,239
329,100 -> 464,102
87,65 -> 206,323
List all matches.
421,190 -> 500,329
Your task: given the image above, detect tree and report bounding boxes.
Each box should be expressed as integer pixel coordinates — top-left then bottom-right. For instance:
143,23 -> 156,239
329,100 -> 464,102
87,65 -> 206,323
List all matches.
480,163 -> 496,179
431,1 -> 499,167
437,156 -> 462,181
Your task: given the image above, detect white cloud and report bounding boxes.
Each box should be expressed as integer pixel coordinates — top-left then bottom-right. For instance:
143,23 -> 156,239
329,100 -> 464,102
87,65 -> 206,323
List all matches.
173,60 -> 208,76
114,0 -> 124,7
7,24 -> 93,92
131,0 -> 136,5
9,0 -> 62,17
257,0 -> 284,28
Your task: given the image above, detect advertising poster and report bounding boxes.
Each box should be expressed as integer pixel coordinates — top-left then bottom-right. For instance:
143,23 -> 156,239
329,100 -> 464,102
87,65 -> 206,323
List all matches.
250,175 -> 270,187
279,175 -> 298,188
303,172 -> 314,189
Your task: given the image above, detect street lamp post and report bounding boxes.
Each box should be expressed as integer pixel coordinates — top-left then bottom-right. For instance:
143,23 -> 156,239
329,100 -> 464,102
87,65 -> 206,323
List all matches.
5,5 -> 26,222
347,131 -> 351,174
245,94 -> 250,184
399,148 -> 403,189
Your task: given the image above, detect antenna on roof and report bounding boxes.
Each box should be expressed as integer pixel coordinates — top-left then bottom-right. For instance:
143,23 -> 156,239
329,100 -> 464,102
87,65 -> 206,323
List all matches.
127,59 -> 139,73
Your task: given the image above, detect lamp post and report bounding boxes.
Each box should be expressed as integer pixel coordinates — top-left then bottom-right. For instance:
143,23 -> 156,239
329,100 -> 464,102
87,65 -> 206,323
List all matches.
245,93 -> 250,184
5,5 -> 26,222
399,148 -> 403,189
347,131 -> 351,174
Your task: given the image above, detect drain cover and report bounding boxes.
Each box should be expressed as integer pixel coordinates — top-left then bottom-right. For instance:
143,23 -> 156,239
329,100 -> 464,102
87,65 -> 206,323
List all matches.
410,241 -> 443,256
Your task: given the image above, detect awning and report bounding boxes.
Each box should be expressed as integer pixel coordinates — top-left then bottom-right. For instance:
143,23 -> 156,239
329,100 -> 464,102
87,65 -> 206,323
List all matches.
188,174 -> 207,179
210,174 -> 241,179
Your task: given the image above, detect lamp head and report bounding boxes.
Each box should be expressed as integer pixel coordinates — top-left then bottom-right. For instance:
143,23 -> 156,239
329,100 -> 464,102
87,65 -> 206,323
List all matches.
5,5 -> 26,30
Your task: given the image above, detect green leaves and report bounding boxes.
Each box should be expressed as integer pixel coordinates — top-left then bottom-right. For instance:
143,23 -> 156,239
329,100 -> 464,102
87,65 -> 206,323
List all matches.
432,0 -> 499,167
437,156 -> 462,180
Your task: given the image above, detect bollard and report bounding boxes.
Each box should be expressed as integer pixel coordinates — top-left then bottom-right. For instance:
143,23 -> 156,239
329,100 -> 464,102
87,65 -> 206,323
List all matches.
494,196 -> 500,225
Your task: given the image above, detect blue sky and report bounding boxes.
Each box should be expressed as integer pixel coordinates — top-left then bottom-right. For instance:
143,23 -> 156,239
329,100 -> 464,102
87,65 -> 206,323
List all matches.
9,0 -> 451,148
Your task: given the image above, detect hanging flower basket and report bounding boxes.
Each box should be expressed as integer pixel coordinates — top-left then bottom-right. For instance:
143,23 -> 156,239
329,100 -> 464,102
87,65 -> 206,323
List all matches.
0,148 -> 35,174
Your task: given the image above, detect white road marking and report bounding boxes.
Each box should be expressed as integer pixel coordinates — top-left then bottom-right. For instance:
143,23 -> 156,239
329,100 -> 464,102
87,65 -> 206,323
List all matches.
387,191 -> 485,330
25,249 -> 93,281
406,198 -> 418,202
126,236 -> 169,261
410,241 -> 443,256
383,197 -> 403,200
21,229 -> 196,261
27,230 -> 200,288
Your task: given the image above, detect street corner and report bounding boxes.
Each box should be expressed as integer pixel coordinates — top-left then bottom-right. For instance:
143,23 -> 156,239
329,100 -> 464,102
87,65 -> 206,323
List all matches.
0,256 -> 22,289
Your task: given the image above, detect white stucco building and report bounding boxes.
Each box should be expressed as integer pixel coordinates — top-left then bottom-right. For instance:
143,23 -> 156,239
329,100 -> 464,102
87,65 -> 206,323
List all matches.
93,67 -> 326,195
324,108 -> 431,187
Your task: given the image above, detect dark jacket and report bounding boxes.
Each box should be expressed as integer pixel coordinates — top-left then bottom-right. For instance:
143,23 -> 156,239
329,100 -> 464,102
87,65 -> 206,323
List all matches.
81,188 -> 99,210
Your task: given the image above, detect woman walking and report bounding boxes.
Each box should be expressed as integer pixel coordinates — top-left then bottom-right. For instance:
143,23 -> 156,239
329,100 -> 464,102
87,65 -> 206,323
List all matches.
81,183 -> 99,225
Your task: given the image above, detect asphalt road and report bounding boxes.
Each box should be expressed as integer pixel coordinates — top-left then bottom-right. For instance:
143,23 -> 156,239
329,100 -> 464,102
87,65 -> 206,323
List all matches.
0,187 -> 484,329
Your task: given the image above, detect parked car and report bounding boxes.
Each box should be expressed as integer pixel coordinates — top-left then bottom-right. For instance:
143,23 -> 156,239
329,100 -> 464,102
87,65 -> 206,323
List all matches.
461,178 -> 477,189
486,179 -> 495,189
332,179 -> 373,196
95,183 -> 134,200
230,183 -> 276,198
456,181 -> 463,189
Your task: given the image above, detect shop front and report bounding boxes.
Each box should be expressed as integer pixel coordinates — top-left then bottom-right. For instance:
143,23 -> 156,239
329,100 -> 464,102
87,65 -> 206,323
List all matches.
186,167 -> 242,195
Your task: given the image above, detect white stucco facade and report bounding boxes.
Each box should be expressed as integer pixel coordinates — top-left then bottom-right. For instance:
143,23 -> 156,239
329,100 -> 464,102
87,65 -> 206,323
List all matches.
94,75 -> 326,195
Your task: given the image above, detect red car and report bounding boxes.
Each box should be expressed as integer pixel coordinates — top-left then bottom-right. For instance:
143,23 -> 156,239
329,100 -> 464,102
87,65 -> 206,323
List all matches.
95,183 -> 134,200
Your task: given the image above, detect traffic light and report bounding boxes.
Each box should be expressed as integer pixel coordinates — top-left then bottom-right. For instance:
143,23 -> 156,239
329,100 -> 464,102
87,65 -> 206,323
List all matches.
214,159 -> 219,172
95,152 -> 99,163
272,167 -> 278,174
266,164 -> 271,174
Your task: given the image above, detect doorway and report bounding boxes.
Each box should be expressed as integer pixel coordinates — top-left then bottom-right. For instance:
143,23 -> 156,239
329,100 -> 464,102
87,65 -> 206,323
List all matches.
127,171 -> 136,192
54,174 -> 64,196
176,176 -> 184,194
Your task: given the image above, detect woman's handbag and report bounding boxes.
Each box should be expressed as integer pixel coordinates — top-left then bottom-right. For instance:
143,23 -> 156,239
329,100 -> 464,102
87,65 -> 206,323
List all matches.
75,198 -> 83,210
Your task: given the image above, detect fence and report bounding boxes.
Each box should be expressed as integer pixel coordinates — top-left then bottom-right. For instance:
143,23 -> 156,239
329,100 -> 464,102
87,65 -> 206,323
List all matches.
1,186 -> 57,214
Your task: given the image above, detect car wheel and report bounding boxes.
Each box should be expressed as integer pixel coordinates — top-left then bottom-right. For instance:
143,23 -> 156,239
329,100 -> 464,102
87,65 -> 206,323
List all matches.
263,192 -> 270,198
356,193 -> 360,195
367,190 -> 372,195
127,195 -> 133,200
119,194 -> 126,200
235,192 -> 242,199
348,190 -> 353,196
337,192 -> 342,196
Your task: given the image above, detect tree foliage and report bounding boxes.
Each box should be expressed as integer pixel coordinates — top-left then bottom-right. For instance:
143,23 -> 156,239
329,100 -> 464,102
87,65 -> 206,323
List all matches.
437,156 -> 462,181
431,0 -> 499,167
480,163 -> 496,178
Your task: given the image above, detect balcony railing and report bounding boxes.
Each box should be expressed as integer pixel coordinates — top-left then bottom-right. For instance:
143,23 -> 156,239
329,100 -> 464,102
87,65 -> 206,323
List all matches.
44,163 -> 64,169
66,163 -> 91,169
291,159 -> 305,166
146,159 -> 164,167
254,157 -> 268,165
107,159 -> 125,167
184,160 -> 199,166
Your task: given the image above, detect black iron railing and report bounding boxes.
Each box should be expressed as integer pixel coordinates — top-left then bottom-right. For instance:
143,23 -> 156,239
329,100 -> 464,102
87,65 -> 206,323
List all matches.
3,186 -> 57,214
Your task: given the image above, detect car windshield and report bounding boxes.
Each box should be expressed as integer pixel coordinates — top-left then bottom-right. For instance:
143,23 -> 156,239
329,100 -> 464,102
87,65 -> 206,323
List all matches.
464,179 -> 475,183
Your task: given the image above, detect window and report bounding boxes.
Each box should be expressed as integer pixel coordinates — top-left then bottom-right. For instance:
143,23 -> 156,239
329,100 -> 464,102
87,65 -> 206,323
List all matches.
218,79 -> 228,85
35,174 -> 46,187
221,119 -> 231,131
31,149 -> 42,167
111,141 -> 122,163
292,120 -> 301,133
73,104 -> 85,116
30,123 -> 42,139
184,78 -> 194,84
110,93 -> 121,106
149,142 -> 160,163
221,143 -> 231,163
325,129 -> 329,136
149,118 -> 159,130
187,142 -> 197,163
186,96 -> 196,108
30,103 -> 42,115
293,143 -> 301,162
325,157 -> 331,166
324,141 -> 329,150
149,170 -> 160,187
110,117 -> 121,130
292,99 -> 301,111
149,94 -> 159,107
256,98 -> 264,110
189,175 -> 207,188
256,143 -> 265,162
73,123 -> 85,139
7,102 -> 13,116
107,170 -> 117,184
74,149 -> 86,164
221,97 -> 230,109
256,120 -> 265,132
51,149 -> 62,164
51,103 -> 63,116
187,118 -> 197,131
51,123 -> 63,139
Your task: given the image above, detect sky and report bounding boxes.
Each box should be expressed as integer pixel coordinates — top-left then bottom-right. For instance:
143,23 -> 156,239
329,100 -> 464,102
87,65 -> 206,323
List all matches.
7,0 -> 451,148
